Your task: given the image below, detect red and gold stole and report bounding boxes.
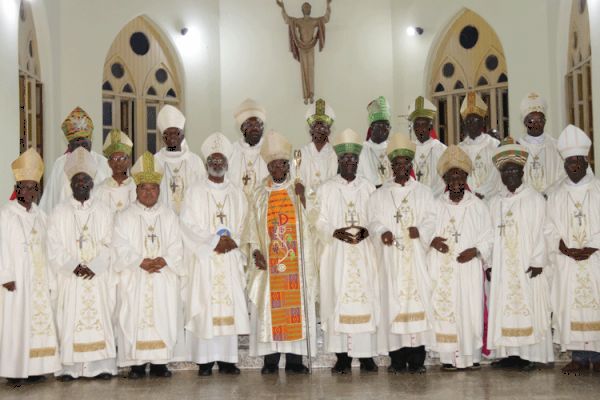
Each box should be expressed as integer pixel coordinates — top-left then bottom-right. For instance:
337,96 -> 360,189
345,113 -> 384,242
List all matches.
267,187 -> 303,341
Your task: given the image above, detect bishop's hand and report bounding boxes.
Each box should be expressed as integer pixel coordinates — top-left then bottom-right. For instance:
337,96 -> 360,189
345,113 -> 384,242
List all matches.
76,265 -> 95,280
215,236 -> 237,254
457,247 -> 478,264
475,193 -> 485,200
430,237 -> 449,253
355,226 -> 369,243
2,281 -> 15,291
408,227 -> 420,239
526,267 -> 543,278
333,227 -> 355,244
381,231 -> 394,246
253,250 -> 267,270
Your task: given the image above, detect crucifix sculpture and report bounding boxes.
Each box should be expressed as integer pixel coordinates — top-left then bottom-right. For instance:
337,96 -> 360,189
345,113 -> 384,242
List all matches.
276,0 -> 332,104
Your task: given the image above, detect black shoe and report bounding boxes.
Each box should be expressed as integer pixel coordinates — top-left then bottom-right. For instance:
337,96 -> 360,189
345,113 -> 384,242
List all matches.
6,378 -> 24,386
441,364 -> 457,371
468,363 -> 481,370
128,365 -> 147,379
149,364 -> 172,378
285,363 -> 309,374
491,356 -> 519,369
331,360 -> 351,374
359,358 -> 378,372
26,375 -> 46,383
520,361 -> 536,372
261,364 -> 278,375
218,363 -> 240,375
57,375 -> 76,382
408,365 -> 426,374
94,373 -> 113,380
387,364 -> 406,374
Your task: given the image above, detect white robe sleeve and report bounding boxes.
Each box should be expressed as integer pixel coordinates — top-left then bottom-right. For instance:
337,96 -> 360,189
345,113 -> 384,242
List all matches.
161,211 -> 183,275
86,209 -> 112,275
416,186 -> 437,250
313,185 -> 335,245
529,194 -> 547,269
180,187 -> 220,256
46,207 -> 79,277
112,214 -> 145,273
474,201 -> 494,263
0,210 -> 15,284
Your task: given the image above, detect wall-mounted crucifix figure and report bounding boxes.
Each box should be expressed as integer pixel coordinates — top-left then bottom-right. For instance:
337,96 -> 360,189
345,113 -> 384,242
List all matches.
276,0 -> 332,104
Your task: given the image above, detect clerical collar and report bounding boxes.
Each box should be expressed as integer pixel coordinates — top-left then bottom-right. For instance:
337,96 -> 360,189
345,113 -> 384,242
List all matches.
392,177 -> 414,187
11,199 -> 36,215
160,139 -> 190,159
240,137 -> 263,150
367,139 -> 388,150
70,197 -> 94,210
500,183 -> 526,198
522,133 -> 546,145
334,174 -> 359,186
205,176 -> 230,190
462,134 -> 486,145
566,171 -> 594,187
415,137 -> 432,147
268,176 -> 291,190
135,200 -> 161,212
107,176 -> 132,187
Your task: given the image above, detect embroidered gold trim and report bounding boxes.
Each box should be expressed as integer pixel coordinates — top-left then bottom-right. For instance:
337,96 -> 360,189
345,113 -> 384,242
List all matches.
571,321 -> 600,331
136,340 -> 166,350
436,333 -> 458,343
29,347 -> 56,358
213,316 -> 235,326
73,341 -> 106,353
339,314 -> 371,324
394,312 -> 425,323
501,327 -> 533,337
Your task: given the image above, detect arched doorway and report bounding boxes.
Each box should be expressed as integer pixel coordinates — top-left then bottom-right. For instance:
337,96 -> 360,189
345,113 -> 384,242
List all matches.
102,16 -> 183,158
428,9 -> 508,145
565,0 -> 593,169
18,0 -> 43,157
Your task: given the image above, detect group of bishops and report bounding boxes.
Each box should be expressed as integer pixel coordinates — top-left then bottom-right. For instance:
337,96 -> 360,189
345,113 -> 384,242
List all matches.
1,90 -> 600,386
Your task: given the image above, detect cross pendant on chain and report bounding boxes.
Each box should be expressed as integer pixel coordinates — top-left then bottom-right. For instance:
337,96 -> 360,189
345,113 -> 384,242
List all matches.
575,209 -> 585,226
394,209 -> 402,223
451,230 -> 461,243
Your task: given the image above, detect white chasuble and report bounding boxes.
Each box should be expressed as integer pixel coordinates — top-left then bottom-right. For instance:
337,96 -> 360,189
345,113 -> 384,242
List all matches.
314,175 -> 379,356
459,134 -> 500,200
39,151 -> 111,213
488,185 -> 553,362
228,138 -> 269,196
293,142 -> 338,207
429,191 -> 493,367
154,143 -> 206,215
414,139 -> 447,198
113,202 -> 182,366
367,179 -> 436,353
95,177 -> 137,213
518,134 -> 565,195
47,198 -> 116,374
358,140 -> 392,187
546,174 -> 600,352
0,202 -> 60,378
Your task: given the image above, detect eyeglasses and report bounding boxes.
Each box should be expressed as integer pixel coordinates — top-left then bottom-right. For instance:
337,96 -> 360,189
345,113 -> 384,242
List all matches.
110,155 -> 129,162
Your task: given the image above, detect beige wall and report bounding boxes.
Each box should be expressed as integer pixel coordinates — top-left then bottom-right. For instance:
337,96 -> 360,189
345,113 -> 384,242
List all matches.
1,0 -> 600,197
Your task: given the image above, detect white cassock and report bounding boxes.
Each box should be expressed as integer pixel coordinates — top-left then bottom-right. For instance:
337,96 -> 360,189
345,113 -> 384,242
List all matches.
314,175 -> 379,357
429,191 -> 493,368
244,179 -> 317,357
0,201 -> 60,378
358,140 -> 392,187
39,151 -> 111,213
367,179 -> 436,354
414,138 -> 447,198
95,177 -> 137,213
154,141 -> 206,215
518,134 -> 566,195
546,173 -> 600,352
228,138 -> 269,196
459,135 -> 500,200
112,201 -> 182,366
47,198 -> 117,377
488,185 -> 553,363
181,178 -> 250,364
293,141 -> 338,204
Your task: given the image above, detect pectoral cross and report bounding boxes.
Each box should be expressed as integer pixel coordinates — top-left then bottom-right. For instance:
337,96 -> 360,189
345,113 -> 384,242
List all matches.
531,156 -> 541,170
346,206 -> 359,227
147,232 -> 158,244
394,209 -> 402,223
77,235 -> 86,250
415,169 -> 423,182
217,210 -> 227,224
378,163 -> 386,176
242,173 -> 251,186
575,208 -> 585,226
497,221 -> 506,237
451,230 -> 461,244
170,179 -> 179,193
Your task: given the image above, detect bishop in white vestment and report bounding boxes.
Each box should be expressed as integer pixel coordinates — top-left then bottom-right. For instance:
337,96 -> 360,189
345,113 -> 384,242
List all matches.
228,99 -> 269,195
367,133 -> 436,374
429,145 -> 493,370
314,129 -> 379,373
154,105 -> 206,216
40,107 -> 111,213
0,149 -> 60,383
243,130 -> 317,374
517,92 -> 565,196
113,152 -> 182,379
358,96 -> 393,188
181,132 -> 250,376
458,92 -> 500,201
487,139 -> 553,370
546,125 -> 600,373
47,147 -> 117,380
409,96 -> 447,197
95,129 -> 136,213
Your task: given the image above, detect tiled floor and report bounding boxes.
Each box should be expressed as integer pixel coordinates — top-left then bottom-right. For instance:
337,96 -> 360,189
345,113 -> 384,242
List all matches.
2,365 -> 600,400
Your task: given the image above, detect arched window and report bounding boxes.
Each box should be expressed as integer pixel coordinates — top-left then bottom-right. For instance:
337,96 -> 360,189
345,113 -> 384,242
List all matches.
18,0 -> 43,158
428,9 -> 508,145
566,0 -> 593,169
102,16 -> 183,157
